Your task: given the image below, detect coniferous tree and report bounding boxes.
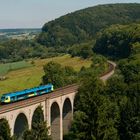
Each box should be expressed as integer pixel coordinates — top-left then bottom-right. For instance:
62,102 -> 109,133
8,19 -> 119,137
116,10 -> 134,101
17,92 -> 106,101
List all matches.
65,76 -> 119,140
0,118 -> 13,140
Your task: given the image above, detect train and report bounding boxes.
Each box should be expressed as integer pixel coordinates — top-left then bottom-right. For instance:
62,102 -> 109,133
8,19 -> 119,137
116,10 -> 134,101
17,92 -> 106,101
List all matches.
0,84 -> 54,104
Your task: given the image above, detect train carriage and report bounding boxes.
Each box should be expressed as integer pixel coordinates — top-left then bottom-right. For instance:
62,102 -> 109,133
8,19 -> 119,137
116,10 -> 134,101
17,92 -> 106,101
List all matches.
0,84 -> 54,104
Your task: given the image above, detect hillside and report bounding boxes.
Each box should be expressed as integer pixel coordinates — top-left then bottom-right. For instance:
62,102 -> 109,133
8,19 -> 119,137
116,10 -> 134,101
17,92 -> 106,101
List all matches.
1,3 -> 140,62
93,23 -> 140,59
37,3 -> 140,47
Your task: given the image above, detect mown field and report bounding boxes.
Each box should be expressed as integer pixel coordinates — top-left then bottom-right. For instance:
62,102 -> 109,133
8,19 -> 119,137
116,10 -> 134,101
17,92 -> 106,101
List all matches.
0,55 -> 92,94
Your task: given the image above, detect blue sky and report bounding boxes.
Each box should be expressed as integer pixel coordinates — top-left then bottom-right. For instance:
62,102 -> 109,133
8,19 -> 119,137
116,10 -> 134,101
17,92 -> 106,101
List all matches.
0,0 -> 139,28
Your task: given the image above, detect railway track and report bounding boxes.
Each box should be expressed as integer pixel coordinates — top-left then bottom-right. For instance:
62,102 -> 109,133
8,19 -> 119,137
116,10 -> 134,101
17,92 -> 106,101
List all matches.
100,61 -> 116,81
0,84 -> 78,114
0,61 -> 116,113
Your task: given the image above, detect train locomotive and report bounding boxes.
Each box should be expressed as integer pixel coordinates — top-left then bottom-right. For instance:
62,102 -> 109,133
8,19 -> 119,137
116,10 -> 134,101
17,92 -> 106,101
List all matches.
0,84 -> 54,104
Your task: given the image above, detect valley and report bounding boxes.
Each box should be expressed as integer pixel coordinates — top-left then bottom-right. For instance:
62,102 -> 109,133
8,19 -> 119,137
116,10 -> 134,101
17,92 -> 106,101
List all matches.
0,55 -> 92,94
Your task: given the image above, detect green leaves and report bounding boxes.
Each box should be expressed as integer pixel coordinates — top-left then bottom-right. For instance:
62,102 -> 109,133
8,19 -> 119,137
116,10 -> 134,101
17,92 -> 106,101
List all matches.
23,106 -> 51,140
42,61 -> 77,88
66,76 -> 119,140
94,23 -> 140,59
38,4 -> 140,48
0,118 -> 12,140
119,59 -> 140,83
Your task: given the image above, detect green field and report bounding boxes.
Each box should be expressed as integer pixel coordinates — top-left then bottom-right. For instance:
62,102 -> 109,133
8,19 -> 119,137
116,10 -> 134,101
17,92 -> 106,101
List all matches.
0,55 -> 92,94
0,61 -> 33,76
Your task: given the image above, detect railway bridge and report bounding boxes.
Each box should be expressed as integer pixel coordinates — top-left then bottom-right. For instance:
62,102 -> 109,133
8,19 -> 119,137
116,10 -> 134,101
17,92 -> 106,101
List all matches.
0,61 -> 116,140
0,84 -> 78,140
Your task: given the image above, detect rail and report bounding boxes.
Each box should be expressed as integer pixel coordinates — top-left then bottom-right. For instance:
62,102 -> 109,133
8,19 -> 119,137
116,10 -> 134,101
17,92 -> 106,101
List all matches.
0,84 -> 78,114
100,61 -> 116,81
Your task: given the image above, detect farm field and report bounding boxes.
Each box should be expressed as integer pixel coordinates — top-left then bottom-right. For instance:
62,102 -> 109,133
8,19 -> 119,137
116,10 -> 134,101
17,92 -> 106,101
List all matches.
0,55 -> 92,94
0,61 -> 33,76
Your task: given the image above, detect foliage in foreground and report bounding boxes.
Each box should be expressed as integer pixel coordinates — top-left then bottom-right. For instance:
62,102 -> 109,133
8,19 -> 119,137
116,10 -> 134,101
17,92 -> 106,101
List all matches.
64,77 -> 119,140
65,55 -> 140,140
0,118 -> 13,140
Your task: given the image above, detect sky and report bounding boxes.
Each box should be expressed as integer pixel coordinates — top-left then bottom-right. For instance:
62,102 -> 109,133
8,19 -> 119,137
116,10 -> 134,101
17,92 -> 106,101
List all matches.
0,0 -> 139,29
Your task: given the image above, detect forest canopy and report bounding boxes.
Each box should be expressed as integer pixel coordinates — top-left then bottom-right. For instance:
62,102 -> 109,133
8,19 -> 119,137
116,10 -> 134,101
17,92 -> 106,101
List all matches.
93,23 -> 140,59
37,3 -> 140,47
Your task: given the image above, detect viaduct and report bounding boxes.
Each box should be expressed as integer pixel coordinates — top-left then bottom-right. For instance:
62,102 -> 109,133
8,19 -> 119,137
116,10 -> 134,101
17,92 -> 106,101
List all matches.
0,61 -> 116,140
0,84 -> 78,140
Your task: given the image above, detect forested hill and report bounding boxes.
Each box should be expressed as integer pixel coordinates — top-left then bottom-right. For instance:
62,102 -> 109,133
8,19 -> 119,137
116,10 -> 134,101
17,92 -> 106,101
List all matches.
37,3 -> 140,47
93,23 -> 140,59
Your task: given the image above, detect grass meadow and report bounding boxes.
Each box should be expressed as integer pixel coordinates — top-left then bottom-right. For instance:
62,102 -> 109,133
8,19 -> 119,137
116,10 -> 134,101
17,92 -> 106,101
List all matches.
0,55 -> 92,94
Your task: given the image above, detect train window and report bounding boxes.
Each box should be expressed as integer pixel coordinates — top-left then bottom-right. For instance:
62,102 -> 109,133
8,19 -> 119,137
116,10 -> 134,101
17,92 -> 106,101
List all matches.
36,87 -> 52,93
17,94 -> 24,98
1,97 -> 5,101
17,92 -> 28,98
11,97 -> 15,101
38,89 -> 46,92
48,87 -> 51,90
28,92 -> 35,96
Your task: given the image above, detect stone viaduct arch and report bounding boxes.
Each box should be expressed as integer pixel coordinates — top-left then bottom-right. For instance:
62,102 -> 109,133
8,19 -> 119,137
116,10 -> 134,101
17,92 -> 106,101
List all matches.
51,102 -> 61,140
14,113 -> 28,139
63,98 -> 72,135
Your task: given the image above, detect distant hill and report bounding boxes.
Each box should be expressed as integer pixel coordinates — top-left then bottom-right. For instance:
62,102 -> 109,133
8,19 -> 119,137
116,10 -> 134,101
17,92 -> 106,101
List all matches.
37,3 -> 140,47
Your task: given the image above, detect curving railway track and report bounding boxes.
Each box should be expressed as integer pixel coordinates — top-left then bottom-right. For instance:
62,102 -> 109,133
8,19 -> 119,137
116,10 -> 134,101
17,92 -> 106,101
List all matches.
0,61 -> 116,114
100,61 -> 116,82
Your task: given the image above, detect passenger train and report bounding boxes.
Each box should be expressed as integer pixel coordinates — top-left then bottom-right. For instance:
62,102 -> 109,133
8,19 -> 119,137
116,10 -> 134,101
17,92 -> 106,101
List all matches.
0,84 -> 54,104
